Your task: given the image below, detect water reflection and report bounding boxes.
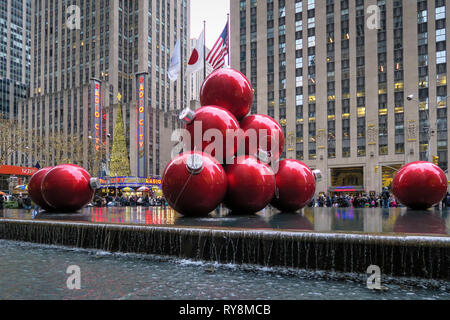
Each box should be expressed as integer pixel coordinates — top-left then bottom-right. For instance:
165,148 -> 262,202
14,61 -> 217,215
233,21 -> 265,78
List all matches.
393,210 -> 447,235
1,206 -> 449,236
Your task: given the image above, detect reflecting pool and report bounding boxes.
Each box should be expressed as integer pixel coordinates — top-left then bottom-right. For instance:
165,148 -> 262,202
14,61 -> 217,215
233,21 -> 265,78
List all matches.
1,207 -> 449,237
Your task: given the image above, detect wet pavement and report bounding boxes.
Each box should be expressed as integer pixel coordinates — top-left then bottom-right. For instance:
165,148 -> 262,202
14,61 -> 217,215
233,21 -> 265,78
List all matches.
1,206 -> 449,237
1,239 -> 449,300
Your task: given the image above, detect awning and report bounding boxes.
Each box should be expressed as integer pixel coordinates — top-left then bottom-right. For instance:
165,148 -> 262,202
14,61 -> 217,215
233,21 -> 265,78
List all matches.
330,186 -> 365,192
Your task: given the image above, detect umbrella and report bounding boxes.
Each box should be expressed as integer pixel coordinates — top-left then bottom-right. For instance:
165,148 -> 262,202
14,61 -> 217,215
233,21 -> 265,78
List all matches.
122,187 -> 134,192
137,186 -> 150,192
14,185 -> 27,191
0,191 -> 5,196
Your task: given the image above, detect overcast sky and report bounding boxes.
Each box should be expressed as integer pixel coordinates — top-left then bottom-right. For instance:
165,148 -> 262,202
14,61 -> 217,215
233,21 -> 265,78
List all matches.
190,0 -> 230,49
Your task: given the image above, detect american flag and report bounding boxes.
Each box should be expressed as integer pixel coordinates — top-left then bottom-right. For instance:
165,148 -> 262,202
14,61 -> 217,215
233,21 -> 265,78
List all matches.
206,22 -> 229,70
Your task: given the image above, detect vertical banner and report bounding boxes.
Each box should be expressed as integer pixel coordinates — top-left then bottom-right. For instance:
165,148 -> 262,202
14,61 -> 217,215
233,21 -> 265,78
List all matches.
136,72 -> 148,177
91,78 -> 102,151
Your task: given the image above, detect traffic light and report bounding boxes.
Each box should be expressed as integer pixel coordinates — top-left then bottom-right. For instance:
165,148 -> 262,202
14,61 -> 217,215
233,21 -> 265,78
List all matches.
433,156 -> 439,165
374,165 -> 379,173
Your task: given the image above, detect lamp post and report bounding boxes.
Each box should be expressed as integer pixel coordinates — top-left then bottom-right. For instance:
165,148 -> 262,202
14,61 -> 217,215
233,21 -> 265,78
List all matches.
88,133 -> 111,177
406,94 -> 450,163
23,146 -> 31,167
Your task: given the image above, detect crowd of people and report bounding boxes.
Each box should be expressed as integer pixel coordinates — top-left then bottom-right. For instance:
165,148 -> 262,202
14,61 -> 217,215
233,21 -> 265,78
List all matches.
0,194 -> 32,210
309,193 -> 398,208
309,188 -> 450,209
92,194 -> 168,207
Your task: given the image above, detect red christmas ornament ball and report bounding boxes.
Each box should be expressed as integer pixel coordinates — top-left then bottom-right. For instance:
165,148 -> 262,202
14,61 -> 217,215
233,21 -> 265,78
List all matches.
239,114 -> 285,160
162,151 -> 227,216
271,159 -> 316,212
28,167 -> 54,211
41,164 -> 97,212
181,105 -> 242,163
224,155 -> 276,214
392,161 -> 448,210
200,68 -> 253,121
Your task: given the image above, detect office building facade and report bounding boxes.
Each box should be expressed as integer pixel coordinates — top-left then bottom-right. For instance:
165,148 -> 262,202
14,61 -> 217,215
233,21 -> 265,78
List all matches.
231,0 -> 449,194
0,0 -> 31,120
19,0 -> 190,176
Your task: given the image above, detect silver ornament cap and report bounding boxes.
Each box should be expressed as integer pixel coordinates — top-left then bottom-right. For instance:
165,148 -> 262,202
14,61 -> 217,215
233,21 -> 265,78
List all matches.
179,108 -> 196,124
186,153 -> 204,174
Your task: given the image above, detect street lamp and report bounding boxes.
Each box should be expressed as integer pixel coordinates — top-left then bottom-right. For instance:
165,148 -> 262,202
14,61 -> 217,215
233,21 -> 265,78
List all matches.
88,134 -> 111,177
406,94 -> 450,163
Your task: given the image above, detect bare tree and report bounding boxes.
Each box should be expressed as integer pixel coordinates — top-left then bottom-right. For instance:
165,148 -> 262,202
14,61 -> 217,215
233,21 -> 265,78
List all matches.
0,116 -> 38,165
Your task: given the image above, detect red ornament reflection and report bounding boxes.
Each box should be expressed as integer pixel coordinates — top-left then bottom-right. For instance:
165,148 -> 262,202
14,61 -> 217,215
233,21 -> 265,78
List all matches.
393,211 -> 447,235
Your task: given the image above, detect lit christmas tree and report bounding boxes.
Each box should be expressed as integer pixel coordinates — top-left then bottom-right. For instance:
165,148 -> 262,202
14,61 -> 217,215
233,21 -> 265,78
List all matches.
109,93 -> 131,176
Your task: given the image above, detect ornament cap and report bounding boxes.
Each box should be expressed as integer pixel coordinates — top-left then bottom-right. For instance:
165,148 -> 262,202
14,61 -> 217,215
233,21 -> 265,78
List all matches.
179,108 -> 196,124
312,169 -> 322,182
89,178 -> 101,190
186,153 -> 204,174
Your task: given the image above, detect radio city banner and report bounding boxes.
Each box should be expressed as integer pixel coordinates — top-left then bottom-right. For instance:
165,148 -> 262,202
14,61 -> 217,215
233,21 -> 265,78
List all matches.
136,72 -> 148,177
98,176 -> 162,188
91,78 -> 102,151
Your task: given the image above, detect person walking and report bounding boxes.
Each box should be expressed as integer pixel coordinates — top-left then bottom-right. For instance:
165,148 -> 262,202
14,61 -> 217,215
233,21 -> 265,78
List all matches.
381,187 -> 390,209
0,194 -> 4,213
23,196 -> 32,210
442,192 -> 449,210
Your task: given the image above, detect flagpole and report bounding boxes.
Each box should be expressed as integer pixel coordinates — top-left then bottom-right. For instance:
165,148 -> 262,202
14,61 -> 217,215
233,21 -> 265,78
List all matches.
203,20 -> 206,81
180,26 -> 184,110
227,13 -> 230,67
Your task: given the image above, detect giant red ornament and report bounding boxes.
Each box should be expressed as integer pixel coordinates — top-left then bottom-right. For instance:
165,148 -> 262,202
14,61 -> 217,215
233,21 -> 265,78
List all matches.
28,166 -> 54,211
162,151 -> 227,216
200,68 -> 253,121
180,105 -> 241,163
239,114 -> 285,160
224,155 -> 276,214
41,164 -> 99,212
392,161 -> 448,210
271,159 -> 318,212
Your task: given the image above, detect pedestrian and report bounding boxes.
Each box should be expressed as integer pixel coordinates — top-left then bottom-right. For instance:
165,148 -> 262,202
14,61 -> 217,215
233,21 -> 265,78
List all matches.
326,195 -> 332,208
0,194 -> 4,212
23,196 -> 32,210
381,187 -> 390,208
442,192 -> 449,210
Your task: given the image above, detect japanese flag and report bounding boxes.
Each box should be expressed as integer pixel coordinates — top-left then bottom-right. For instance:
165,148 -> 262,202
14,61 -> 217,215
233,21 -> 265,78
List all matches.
168,38 -> 181,81
186,31 -> 204,74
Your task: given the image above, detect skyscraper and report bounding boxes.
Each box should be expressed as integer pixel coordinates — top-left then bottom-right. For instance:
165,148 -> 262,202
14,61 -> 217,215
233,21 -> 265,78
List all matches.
0,0 -> 31,119
19,0 -> 190,176
231,0 -> 449,194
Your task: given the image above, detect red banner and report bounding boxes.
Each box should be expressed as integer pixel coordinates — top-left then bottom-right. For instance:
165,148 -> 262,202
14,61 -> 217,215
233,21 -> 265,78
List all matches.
0,165 -> 38,176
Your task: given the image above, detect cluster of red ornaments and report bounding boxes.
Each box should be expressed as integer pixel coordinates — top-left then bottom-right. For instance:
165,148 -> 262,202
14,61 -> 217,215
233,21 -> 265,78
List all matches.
163,68 -> 319,216
28,164 -> 99,212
